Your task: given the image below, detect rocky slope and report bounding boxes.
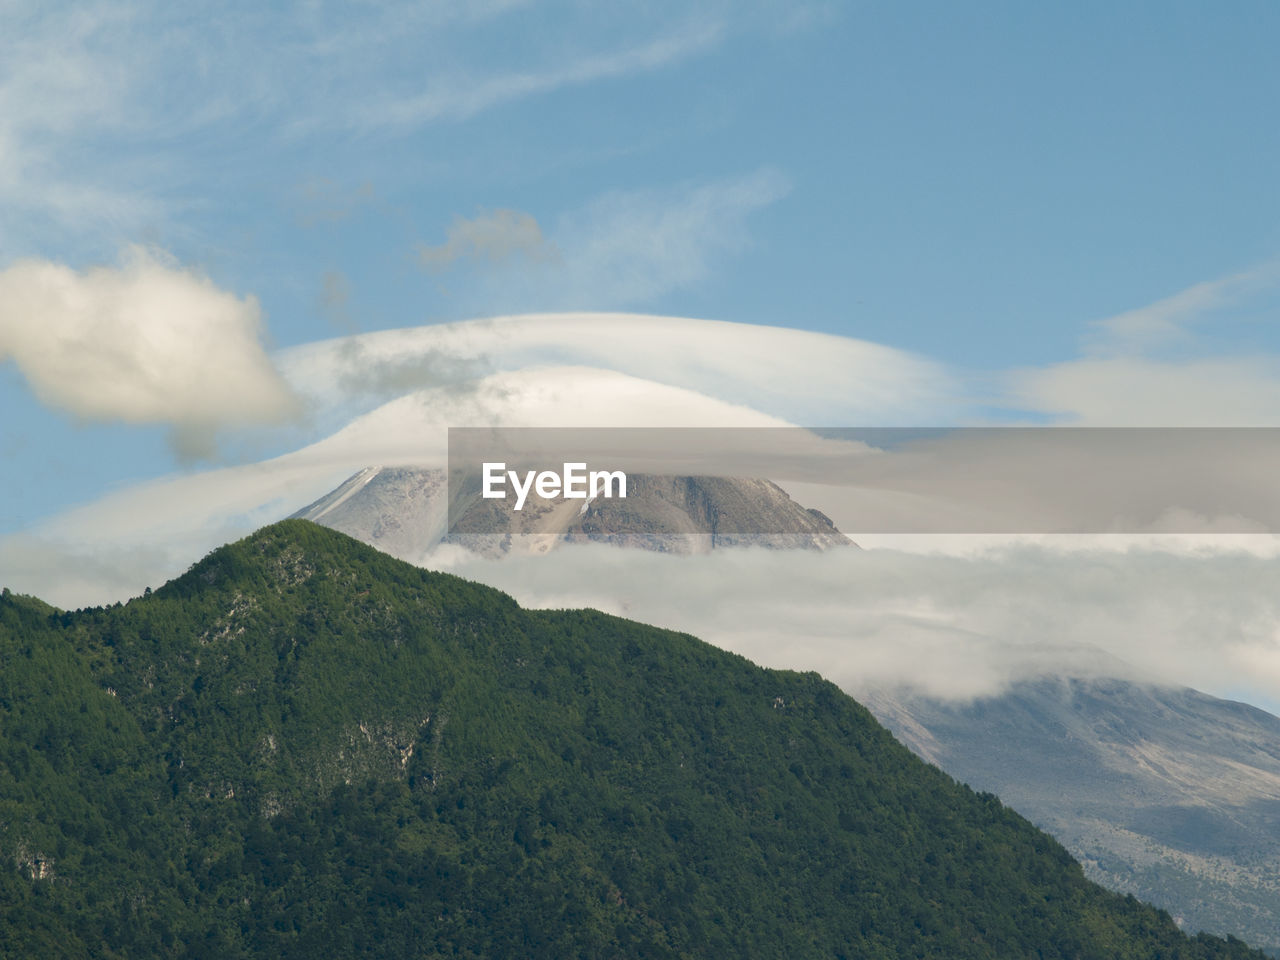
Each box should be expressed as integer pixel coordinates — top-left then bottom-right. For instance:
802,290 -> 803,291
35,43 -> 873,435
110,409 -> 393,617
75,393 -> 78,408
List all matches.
292,466 -> 852,560
865,677 -> 1280,954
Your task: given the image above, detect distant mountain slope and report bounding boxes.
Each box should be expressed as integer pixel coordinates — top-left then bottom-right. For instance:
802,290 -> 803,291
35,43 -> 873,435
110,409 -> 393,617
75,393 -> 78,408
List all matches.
0,522 -> 1265,958
865,678 -> 1280,955
291,466 -> 852,560
291,465 -> 450,561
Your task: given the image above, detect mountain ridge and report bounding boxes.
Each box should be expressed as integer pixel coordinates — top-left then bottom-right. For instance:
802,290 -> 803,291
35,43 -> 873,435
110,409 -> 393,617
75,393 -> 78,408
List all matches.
0,521 -> 1264,958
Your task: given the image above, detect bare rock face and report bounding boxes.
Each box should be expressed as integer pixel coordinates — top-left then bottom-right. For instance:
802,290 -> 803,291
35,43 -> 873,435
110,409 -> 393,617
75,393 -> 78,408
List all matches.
292,467 -> 853,562
564,475 -> 849,551
863,678 -> 1280,954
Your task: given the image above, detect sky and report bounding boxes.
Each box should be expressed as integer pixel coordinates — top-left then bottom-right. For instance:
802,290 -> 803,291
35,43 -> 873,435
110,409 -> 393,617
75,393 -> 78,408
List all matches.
4,2 -> 1280,707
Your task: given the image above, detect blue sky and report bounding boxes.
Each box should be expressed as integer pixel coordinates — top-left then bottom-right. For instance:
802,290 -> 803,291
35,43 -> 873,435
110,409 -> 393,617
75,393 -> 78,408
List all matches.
2,1 -> 1280,532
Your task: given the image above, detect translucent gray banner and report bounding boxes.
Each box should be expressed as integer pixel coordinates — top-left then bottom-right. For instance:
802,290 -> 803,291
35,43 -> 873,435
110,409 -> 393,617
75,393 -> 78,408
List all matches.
446,427 -> 1280,535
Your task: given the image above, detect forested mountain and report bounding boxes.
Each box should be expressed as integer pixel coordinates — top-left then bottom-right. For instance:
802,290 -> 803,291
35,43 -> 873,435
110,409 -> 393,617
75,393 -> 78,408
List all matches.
0,521 -> 1264,958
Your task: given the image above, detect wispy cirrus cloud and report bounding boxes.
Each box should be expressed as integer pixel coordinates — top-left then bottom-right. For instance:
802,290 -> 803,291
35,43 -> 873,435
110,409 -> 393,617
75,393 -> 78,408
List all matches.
1009,260 -> 1280,425
0,2 -> 160,251
1085,259 -> 1280,357
417,169 -> 791,312
357,21 -> 723,130
548,168 -> 790,306
0,2 -> 730,257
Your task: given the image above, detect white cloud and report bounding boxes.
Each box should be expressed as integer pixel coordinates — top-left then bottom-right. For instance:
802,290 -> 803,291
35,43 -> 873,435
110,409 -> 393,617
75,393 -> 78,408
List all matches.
424,542 -> 1280,708
279,311 -> 954,426
0,247 -> 300,458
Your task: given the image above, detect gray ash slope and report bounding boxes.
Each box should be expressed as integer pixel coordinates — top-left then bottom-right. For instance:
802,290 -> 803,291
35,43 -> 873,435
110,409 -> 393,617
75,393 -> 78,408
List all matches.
292,466 -> 852,562
864,677 -> 1280,955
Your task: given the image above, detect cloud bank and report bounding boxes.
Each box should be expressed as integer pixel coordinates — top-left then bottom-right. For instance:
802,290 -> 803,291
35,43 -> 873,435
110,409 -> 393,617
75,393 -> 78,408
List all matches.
426,542 -> 1280,710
